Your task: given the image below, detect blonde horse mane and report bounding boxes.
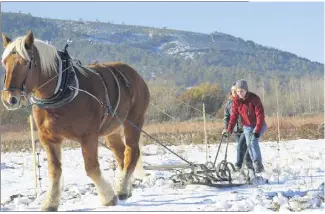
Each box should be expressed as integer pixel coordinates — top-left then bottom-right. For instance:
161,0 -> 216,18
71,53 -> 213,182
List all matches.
2,36 -> 61,77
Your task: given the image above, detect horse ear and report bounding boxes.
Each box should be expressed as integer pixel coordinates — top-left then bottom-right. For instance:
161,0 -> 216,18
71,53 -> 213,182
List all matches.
24,30 -> 34,50
2,33 -> 12,47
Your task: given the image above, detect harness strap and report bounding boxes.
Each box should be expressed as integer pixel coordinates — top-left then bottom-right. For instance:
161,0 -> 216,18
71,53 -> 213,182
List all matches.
74,64 -> 122,131
113,67 -> 131,87
99,65 -> 122,131
29,50 -> 77,108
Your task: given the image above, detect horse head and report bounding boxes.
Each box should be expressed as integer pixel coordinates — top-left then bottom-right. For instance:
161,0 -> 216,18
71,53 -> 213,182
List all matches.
1,30 -> 63,110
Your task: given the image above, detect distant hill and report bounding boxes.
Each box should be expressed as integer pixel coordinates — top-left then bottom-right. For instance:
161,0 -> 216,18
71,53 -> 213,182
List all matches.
0,12 -> 324,127
1,12 -> 323,90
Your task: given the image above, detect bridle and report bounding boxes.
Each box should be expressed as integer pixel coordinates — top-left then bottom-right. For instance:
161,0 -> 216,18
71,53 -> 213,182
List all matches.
2,47 -> 36,100
1,40 -> 130,132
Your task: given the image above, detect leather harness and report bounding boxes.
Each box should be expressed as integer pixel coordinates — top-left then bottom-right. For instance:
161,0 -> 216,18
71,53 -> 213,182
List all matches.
5,46 -> 132,131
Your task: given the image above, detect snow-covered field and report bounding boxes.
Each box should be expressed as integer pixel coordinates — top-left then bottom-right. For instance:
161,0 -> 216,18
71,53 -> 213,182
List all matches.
1,139 -> 324,211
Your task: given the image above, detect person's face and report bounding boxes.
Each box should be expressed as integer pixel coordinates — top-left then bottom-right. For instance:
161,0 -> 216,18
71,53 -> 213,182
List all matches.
236,88 -> 247,98
231,86 -> 237,97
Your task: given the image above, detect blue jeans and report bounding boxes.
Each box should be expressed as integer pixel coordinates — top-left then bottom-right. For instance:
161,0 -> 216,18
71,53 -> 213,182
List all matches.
235,132 -> 252,167
243,123 -> 267,162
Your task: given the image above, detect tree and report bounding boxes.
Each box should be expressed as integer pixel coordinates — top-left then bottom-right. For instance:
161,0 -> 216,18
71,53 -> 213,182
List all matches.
177,83 -> 225,120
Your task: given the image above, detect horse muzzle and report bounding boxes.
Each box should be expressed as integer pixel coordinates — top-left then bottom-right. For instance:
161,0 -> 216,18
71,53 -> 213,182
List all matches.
1,92 -> 22,110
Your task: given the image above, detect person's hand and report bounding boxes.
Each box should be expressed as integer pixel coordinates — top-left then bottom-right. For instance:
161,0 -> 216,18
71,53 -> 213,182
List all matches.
223,131 -> 230,138
253,132 -> 260,138
237,127 -> 243,133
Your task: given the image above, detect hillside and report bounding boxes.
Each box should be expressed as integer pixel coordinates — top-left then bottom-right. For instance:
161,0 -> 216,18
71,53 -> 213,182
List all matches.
1,12 -> 323,89
0,12 -> 324,127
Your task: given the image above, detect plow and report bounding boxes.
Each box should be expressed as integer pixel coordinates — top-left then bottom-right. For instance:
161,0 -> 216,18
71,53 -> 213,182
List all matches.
126,91 -> 268,189
136,134 -> 267,189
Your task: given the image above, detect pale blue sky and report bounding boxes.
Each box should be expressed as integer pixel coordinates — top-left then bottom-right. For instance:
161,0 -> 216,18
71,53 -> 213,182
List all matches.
1,1 -> 324,63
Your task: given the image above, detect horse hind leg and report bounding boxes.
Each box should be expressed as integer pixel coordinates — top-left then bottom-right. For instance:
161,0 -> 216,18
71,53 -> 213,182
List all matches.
116,116 -> 144,200
104,133 -> 125,171
80,135 -> 117,206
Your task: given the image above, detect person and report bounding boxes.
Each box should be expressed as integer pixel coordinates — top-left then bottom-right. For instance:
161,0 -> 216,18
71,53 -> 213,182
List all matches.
223,79 -> 267,173
222,84 -> 253,171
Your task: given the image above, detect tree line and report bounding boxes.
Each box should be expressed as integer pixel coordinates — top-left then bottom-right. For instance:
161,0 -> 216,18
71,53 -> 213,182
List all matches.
146,75 -> 324,123
0,71 -> 323,126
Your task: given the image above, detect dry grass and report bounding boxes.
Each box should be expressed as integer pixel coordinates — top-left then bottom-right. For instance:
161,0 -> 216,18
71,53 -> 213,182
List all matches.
144,114 -> 324,135
144,120 -> 224,134
0,114 -> 323,152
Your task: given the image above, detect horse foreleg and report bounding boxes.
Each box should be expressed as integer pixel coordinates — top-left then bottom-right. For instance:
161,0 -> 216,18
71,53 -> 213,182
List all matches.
80,135 -> 117,206
116,118 -> 143,200
39,135 -> 62,211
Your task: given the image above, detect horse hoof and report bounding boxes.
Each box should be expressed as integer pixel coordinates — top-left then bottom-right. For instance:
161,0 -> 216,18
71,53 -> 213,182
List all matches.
117,193 -> 132,201
41,206 -> 58,211
103,195 -> 118,206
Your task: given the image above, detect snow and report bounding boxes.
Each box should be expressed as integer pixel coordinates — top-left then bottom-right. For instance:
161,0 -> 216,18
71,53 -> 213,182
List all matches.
1,139 -> 324,211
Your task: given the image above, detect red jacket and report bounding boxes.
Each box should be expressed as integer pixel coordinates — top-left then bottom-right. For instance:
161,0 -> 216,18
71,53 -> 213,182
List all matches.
227,92 -> 265,133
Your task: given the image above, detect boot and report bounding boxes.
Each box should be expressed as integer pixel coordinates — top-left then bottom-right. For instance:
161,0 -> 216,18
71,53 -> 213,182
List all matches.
235,165 -> 241,171
253,161 -> 265,173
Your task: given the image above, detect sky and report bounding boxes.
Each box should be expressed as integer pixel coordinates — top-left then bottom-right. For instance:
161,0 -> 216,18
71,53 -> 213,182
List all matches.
1,1 -> 324,63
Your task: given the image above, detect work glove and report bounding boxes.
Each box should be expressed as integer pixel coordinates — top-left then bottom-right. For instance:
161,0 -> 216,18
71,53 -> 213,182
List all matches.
237,127 -> 243,133
222,131 -> 230,138
253,132 -> 260,138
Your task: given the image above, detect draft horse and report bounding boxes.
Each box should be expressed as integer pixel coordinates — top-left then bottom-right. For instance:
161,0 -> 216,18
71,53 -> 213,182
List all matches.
1,31 -> 150,211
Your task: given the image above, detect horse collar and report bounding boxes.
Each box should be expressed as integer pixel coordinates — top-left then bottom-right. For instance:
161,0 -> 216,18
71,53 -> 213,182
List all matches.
29,50 -> 80,109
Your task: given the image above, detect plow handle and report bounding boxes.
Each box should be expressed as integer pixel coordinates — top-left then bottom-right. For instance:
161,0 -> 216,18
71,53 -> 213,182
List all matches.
213,135 -> 224,167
